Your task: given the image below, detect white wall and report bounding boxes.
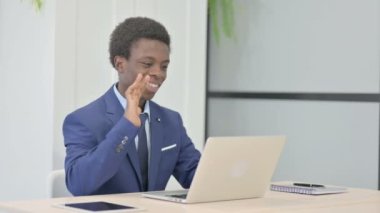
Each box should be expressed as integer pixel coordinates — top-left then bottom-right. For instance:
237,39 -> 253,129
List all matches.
0,0 -> 55,200
210,0 -> 380,93
54,0 -> 115,170
0,0 -> 207,201
208,0 -> 379,189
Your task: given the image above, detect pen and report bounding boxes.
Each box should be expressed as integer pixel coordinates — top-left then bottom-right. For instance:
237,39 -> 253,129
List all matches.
293,183 -> 325,188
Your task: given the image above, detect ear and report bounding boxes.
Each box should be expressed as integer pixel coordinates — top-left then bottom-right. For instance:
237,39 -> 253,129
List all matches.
114,56 -> 127,73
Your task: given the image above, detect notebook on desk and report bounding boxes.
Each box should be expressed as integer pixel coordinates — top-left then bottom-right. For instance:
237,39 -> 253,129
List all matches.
142,136 -> 286,203
270,182 -> 347,195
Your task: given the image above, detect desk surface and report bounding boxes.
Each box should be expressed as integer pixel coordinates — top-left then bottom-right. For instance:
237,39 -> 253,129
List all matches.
1,186 -> 379,213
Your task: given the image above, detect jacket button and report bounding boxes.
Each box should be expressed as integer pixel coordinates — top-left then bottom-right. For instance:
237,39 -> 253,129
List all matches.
121,136 -> 128,145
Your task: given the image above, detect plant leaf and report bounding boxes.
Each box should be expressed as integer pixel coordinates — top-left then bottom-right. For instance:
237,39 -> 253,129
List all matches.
209,0 -> 220,44
31,0 -> 43,11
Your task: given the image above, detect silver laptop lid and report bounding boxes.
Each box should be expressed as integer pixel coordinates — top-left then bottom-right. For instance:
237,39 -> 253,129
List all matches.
185,136 -> 286,203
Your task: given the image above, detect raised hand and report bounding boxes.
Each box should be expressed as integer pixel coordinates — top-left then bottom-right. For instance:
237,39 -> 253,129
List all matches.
124,73 -> 150,127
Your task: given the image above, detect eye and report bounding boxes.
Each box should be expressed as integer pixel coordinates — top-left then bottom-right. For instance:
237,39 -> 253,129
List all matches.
141,62 -> 153,68
162,64 -> 169,71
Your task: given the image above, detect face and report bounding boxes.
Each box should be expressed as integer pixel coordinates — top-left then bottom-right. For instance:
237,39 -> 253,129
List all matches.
115,38 -> 170,101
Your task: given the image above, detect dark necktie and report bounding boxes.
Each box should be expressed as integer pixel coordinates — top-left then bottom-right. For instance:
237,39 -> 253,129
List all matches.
138,113 -> 149,191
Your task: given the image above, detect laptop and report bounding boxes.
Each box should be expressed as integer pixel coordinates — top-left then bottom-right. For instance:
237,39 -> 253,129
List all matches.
142,136 -> 286,203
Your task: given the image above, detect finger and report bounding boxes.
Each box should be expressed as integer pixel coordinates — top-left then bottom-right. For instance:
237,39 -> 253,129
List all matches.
134,73 -> 150,94
133,73 -> 144,87
134,73 -> 149,90
134,73 -> 149,96
125,73 -> 143,97
143,74 -> 150,84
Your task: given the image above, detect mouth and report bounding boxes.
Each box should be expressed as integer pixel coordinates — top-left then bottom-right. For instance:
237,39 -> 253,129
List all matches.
146,82 -> 160,93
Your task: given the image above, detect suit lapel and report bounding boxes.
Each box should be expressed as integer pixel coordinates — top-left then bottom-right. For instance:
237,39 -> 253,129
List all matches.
148,102 -> 164,190
104,87 -> 124,126
103,86 -> 143,188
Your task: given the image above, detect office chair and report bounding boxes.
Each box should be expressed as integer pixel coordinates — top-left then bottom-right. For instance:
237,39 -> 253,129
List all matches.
47,169 -> 72,198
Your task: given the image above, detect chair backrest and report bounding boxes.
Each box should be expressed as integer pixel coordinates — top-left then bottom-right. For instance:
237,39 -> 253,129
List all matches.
47,169 -> 72,198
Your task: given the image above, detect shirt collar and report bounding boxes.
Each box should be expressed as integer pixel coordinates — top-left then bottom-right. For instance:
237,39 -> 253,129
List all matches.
113,83 -> 151,122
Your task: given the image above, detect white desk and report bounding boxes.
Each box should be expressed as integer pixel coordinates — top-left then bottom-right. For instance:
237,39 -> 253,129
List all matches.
1,186 -> 379,212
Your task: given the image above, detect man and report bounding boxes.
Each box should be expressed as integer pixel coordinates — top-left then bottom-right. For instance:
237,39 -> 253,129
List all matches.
63,17 -> 201,196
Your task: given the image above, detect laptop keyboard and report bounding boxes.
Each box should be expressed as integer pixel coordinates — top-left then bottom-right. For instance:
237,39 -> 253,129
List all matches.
168,194 -> 188,199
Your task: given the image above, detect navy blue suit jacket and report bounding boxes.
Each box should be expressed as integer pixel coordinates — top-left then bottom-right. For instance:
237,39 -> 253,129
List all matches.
63,87 -> 201,196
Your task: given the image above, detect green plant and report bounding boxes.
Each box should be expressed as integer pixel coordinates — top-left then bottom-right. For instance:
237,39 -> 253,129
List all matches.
22,0 -> 43,11
208,0 -> 235,44
32,0 -> 43,11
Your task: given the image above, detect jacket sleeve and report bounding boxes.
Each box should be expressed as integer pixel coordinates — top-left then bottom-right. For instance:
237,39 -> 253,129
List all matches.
172,113 -> 201,188
63,113 -> 138,196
